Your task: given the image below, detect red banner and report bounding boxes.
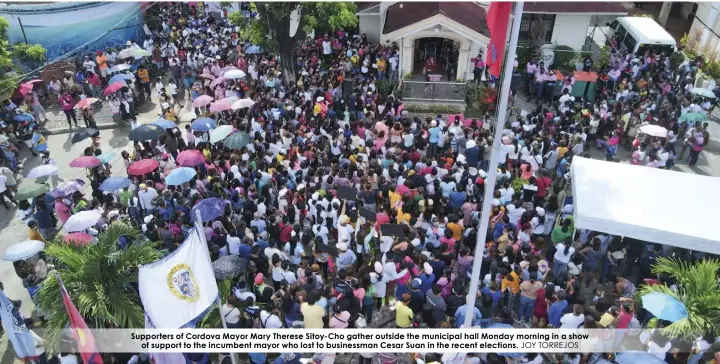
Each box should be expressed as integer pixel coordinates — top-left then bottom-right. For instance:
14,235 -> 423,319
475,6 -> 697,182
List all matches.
485,2 -> 513,78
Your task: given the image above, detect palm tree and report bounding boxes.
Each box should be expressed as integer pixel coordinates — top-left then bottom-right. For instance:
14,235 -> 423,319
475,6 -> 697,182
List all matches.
36,222 -> 163,352
638,257 -> 720,340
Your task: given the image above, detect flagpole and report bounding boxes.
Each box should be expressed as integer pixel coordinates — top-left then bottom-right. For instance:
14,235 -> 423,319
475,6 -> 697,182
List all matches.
194,210 -> 237,364
464,1 -> 524,328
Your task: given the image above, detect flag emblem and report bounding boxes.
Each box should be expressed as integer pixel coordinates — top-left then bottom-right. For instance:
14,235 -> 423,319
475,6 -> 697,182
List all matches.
166,264 -> 199,302
6,302 -> 25,333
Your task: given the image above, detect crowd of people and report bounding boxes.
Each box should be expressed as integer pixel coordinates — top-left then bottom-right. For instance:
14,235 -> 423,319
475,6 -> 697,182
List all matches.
1,2 -> 720,364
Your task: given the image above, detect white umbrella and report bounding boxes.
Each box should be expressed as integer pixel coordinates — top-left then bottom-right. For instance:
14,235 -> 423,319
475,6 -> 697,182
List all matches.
27,164 -> 59,178
64,210 -> 102,232
109,64 -> 131,73
3,240 -> 44,261
118,48 -> 134,59
639,124 -> 668,138
224,69 -> 246,79
210,125 -> 235,144
232,98 -> 255,110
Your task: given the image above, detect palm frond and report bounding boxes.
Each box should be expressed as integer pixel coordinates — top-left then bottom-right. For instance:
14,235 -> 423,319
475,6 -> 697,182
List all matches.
199,279 -> 233,328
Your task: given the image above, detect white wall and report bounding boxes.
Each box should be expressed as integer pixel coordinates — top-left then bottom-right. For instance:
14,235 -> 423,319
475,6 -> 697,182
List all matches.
550,14 -> 592,50
358,14 -> 382,44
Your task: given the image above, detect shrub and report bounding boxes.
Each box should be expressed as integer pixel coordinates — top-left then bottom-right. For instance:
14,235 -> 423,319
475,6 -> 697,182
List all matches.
552,45 -> 577,70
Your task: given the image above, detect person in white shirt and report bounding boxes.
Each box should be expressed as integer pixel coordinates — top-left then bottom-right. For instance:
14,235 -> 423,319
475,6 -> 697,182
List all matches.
553,241 -> 575,279
137,183 -> 158,213
259,307 -> 284,328
57,353 -> 79,364
82,56 -> 96,73
560,304 -> 585,328
220,295 -> 242,327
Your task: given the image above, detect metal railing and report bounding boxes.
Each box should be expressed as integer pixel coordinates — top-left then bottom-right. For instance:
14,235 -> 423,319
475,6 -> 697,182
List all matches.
401,81 -> 467,102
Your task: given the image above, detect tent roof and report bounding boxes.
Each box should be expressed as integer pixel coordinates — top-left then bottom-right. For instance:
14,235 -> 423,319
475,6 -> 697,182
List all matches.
571,157 -> 720,254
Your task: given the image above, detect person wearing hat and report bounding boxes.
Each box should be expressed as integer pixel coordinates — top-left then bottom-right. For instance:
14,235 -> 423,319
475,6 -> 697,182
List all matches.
137,183 -> 158,214
335,241 -> 357,271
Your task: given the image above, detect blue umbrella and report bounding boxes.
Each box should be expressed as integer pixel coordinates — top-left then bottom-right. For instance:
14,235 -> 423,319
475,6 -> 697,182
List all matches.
191,117 -> 216,132
165,167 -> 197,186
99,176 -> 132,192
487,323 -> 523,357
191,197 -> 228,222
108,74 -> 132,85
641,292 -> 688,322
14,114 -> 34,122
97,151 -> 117,164
245,45 -> 261,54
152,118 -> 177,130
615,351 -> 667,364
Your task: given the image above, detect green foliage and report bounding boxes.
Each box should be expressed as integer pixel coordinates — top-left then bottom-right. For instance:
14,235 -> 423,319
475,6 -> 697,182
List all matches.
516,40 -> 532,70
199,279 -> 234,328
669,51 -> 685,71
36,223 -> 163,354
466,84 -> 497,115
638,257 -> 720,340
0,17 -> 46,95
511,178 -> 528,193
552,45 -> 577,70
376,79 -> 395,98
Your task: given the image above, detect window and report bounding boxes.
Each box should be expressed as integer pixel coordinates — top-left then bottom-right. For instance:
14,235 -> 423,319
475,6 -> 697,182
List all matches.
624,34 -> 637,53
615,25 -> 628,43
519,14 -> 556,43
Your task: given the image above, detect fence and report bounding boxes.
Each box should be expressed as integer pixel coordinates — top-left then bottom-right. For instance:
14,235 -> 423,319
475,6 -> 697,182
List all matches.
400,81 -> 467,102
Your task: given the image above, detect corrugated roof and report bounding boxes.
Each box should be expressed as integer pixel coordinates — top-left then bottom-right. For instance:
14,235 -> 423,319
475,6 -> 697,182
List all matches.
383,2 -> 488,36
524,2 -> 628,14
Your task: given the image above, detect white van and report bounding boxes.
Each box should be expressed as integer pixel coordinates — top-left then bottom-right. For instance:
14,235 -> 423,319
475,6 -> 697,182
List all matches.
606,16 -> 677,56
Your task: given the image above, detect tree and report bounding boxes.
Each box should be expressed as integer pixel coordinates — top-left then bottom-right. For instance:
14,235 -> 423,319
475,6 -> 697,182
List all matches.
228,2 -> 357,81
638,257 -> 720,340
36,223 -> 163,353
0,17 -> 46,96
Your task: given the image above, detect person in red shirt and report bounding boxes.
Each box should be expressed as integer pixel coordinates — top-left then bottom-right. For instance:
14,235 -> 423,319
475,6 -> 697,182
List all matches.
534,169 -> 552,206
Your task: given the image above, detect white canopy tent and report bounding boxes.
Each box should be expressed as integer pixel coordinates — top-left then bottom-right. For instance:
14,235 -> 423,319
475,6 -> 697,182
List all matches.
570,157 -> 720,255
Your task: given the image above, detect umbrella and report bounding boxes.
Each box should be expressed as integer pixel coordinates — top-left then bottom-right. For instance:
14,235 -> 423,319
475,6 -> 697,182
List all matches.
224,69 -> 246,79
64,233 -> 93,246
99,176 -> 132,192
641,292 -> 688,322
104,82 -> 125,95
245,45 -> 261,54
192,95 -> 214,108
639,124 -> 668,138
108,74 -> 132,85
614,351 -> 667,364
210,125 -> 234,144
232,98 -> 255,110
73,98 -> 100,109
109,64 -> 130,73
220,66 -> 238,73
27,164 -> 58,179
210,76 -> 228,87
69,156 -> 101,168
212,255 -> 246,280
20,79 -> 43,90
97,151 -> 117,164
191,197 -> 228,222
3,240 -> 44,261
71,127 -> 99,144
677,112 -> 708,124
18,86 -> 31,96
209,99 -> 233,113
14,113 -> 34,122
127,159 -> 159,176
691,87 -> 716,99
118,48 -> 134,59
64,210 -> 102,232
191,117 -> 216,131
51,180 -> 85,198
198,73 -> 216,80
165,167 -> 197,186
129,124 -> 167,142
152,118 -> 177,129
176,150 -> 206,167
132,48 -> 152,58
15,183 -> 49,201
223,132 -> 251,150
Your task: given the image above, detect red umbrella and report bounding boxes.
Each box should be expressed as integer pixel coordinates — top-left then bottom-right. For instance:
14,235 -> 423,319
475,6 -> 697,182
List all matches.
127,159 -> 159,176
64,232 -> 93,246
104,82 -> 125,95
176,150 -> 206,167
68,156 -> 102,168
74,98 -> 100,109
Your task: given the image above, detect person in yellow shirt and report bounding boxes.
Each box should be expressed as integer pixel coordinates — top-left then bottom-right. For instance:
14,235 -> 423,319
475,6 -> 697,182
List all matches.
395,293 -> 414,328
376,56 -> 387,80
396,207 -> 411,225
27,221 -> 44,242
96,51 -> 109,79
501,270 -> 521,310
446,217 -> 462,240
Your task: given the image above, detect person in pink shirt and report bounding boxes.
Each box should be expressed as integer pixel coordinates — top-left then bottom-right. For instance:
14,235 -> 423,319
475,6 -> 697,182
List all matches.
54,196 -> 71,224
529,69 -> 547,105
58,92 -> 78,128
471,52 -> 485,85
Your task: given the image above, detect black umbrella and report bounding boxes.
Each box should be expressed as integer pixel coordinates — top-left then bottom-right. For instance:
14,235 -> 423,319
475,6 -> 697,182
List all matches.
128,124 -> 167,142
71,128 -> 99,144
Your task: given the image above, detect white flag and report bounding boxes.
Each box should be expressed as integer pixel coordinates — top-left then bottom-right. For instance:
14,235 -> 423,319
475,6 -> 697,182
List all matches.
139,228 -> 218,328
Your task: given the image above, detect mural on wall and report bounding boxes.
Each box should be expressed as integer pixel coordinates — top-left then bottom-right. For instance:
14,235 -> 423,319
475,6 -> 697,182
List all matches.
0,2 -> 145,61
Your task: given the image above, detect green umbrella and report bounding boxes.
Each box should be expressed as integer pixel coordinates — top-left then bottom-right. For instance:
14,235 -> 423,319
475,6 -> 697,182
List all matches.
132,48 -> 152,58
691,87 -> 716,99
677,112 -> 708,124
15,183 -> 49,201
223,132 -> 251,150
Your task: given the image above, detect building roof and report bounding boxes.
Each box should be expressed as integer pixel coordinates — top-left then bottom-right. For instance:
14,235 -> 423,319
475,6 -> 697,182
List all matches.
383,2 -> 488,36
356,2 -> 380,13
523,2 -> 628,14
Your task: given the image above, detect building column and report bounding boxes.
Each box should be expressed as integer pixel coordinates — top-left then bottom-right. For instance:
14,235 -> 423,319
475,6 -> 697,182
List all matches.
700,2 -> 720,48
402,37 -> 414,78
657,2 -> 672,27
457,48 -> 470,82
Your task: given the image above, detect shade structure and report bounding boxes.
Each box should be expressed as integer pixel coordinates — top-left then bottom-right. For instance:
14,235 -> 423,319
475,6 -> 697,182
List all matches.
3,240 -> 44,261
209,98 -> 233,113
64,210 -> 102,232
210,76 -> 227,87
639,124 -> 668,138
69,156 -> 101,168
129,124 -> 167,142
127,159 -> 159,176
640,292 -> 688,322
108,74 -> 132,85
117,48 -> 134,59
71,128 -> 99,144
223,132 -> 251,150
176,150 -> 205,167
15,183 -> 49,201
232,98 -> 255,110
132,48 -> 152,58
73,98 -> 100,109
192,95 -> 214,108
97,151 -> 117,164
99,176 -> 132,192
191,197 -> 228,222
151,118 -> 177,130
64,233 -> 94,246
224,69 -> 246,79
571,157 -> 720,254
27,164 -> 58,179
51,180 -> 85,198
191,117 -> 216,131
677,112 -> 708,124
165,167 -> 197,186
104,82 -> 125,95
210,125 -> 234,144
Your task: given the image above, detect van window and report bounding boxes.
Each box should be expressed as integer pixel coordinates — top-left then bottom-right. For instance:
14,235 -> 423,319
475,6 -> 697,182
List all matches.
624,34 -> 637,53
616,25 -> 628,43
637,44 -> 675,56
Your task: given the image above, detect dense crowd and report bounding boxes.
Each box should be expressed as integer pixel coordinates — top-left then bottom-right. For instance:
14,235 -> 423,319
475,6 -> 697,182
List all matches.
0,2 -> 719,364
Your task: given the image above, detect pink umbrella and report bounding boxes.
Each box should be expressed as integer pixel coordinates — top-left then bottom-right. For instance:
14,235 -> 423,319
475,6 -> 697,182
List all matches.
192,95 -> 214,108
210,76 -> 227,87
74,98 -> 100,109
209,98 -> 233,113
64,232 -> 93,246
104,82 -> 125,95
127,159 -> 159,176
220,66 -> 238,73
20,79 -> 43,90
69,156 -> 102,168
176,150 -> 206,167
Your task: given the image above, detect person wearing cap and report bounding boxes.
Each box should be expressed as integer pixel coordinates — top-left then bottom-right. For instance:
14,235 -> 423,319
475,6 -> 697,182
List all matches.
335,241 -> 356,271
